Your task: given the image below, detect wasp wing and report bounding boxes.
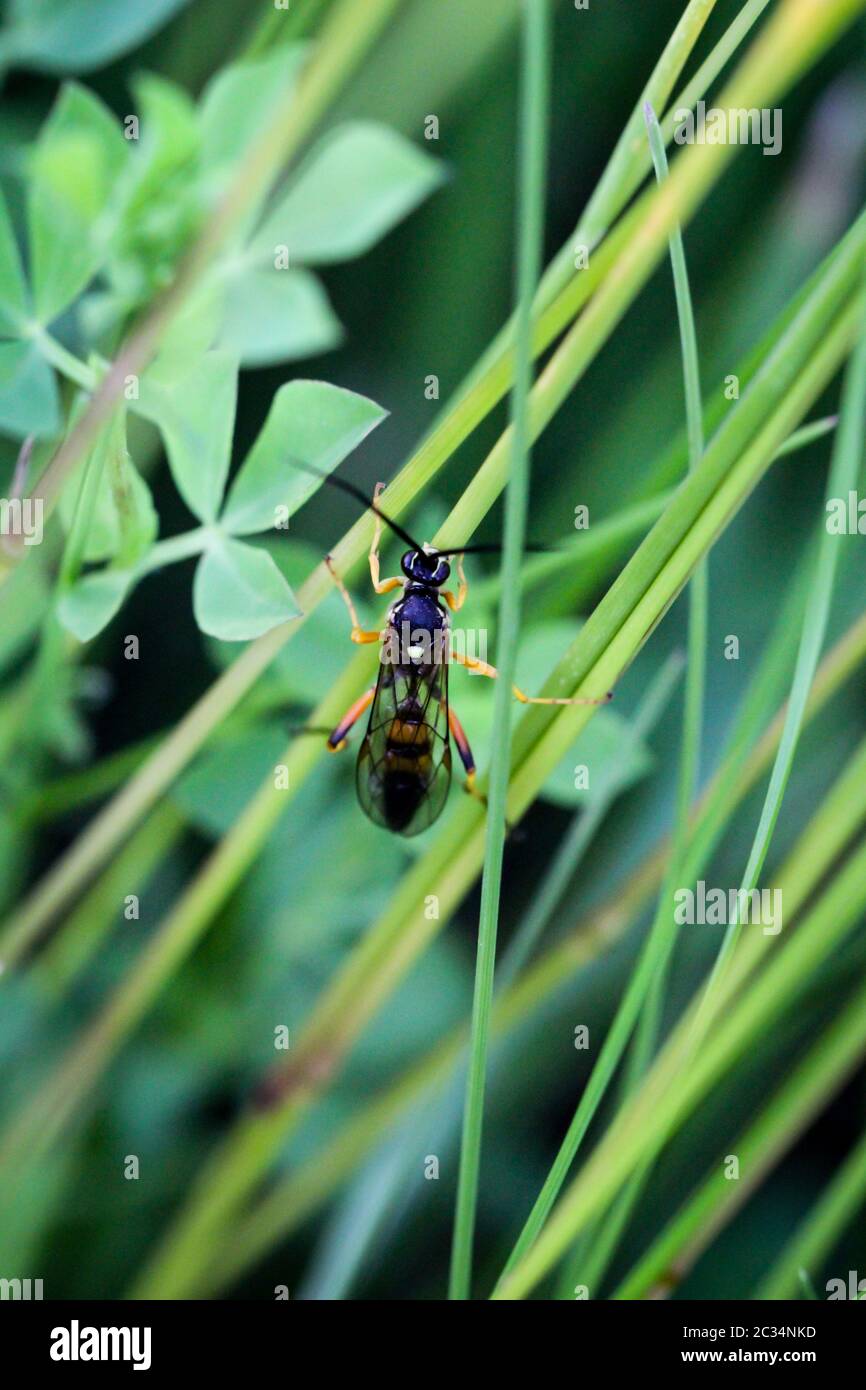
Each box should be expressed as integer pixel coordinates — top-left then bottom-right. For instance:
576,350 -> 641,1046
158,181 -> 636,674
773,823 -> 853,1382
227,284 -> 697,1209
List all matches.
357,662 -> 452,837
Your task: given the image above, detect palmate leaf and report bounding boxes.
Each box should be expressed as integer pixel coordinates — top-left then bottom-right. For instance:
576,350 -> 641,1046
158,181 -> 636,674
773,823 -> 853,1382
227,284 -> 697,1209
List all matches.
221,379 -> 388,536
26,82 -> 127,325
214,117 -> 443,366
248,122 -> 447,267
192,536 -> 301,642
0,186 -> 28,334
61,376 -> 387,644
218,266 -> 341,369
137,349 -> 238,524
198,47 -> 309,186
0,338 -> 59,436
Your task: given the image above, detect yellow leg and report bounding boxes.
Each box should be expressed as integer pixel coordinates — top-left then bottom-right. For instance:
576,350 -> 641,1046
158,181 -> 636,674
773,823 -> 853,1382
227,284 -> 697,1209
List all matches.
369,482 -> 404,595
451,649 -> 612,706
442,553 -> 467,612
325,555 -> 383,645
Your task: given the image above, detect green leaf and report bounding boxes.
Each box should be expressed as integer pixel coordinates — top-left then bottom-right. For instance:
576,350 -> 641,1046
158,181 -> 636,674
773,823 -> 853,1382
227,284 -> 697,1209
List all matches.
249,121 -> 445,267
27,83 -> 127,324
0,185 -> 28,334
148,280 -> 221,370
107,75 -> 202,311
59,424 -> 157,566
192,536 -> 302,641
137,350 -> 238,523
217,265 -> 341,367
0,554 -> 49,676
1,0 -> 192,74
198,47 -> 308,183
131,72 -> 199,174
221,379 -> 387,536
206,538 -> 351,706
57,568 -> 134,642
0,338 -> 60,437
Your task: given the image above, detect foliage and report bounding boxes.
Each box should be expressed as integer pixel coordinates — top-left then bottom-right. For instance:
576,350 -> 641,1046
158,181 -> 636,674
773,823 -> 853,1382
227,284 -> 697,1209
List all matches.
0,0 -> 865,1306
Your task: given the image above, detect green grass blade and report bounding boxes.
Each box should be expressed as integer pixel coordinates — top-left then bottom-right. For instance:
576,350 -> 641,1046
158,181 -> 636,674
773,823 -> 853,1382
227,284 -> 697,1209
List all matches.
448,0 -> 551,1302
496,94 -> 711,1289
613,971 -> 866,1299
704,265 -> 866,995
754,1123 -> 866,1299
493,831 -> 866,1299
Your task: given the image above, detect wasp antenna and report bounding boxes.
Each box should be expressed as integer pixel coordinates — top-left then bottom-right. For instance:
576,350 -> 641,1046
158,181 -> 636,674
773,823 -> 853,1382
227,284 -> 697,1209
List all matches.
289,458 -> 424,552
438,541 -> 557,557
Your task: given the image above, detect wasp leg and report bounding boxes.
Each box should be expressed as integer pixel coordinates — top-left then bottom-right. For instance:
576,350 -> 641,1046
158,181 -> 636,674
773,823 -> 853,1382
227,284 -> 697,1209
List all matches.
448,705 -> 485,805
325,555 -> 383,645
442,553 -> 468,612
450,649 -> 612,706
327,686 -> 377,752
369,482 -> 404,595
449,704 -> 524,837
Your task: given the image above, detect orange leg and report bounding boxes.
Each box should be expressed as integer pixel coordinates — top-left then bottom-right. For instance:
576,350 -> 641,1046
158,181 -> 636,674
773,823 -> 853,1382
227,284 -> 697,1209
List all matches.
325,555 -> 383,645
451,648 -> 612,706
442,553 -> 468,613
327,686 -> 376,751
369,482 -> 404,595
448,704 -> 486,804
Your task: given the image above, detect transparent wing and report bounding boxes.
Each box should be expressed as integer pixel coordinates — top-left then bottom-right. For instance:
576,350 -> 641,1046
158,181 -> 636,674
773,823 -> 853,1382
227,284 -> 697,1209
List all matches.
357,663 -> 452,836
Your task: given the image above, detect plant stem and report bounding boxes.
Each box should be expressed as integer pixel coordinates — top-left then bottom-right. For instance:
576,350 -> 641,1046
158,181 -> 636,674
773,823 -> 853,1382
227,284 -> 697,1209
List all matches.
448,0 -> 551,1301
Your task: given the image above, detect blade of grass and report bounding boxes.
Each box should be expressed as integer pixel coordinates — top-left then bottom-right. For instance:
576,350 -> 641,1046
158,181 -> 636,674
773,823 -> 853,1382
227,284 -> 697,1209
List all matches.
579,726 -> 866,1297
497,93 -> 713,1288
33,803 -> 185,996
613,971 -> 866,1300
493,830 -> 866,1299
561,97 -> 711,1298
754,1122 -> 866,1299
702,257 -> 866,1001
448,0 -> 551,1302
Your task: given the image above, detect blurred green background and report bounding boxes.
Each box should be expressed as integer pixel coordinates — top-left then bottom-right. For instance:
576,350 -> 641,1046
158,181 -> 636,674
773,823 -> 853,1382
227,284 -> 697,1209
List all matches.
1,0 -> 866,1300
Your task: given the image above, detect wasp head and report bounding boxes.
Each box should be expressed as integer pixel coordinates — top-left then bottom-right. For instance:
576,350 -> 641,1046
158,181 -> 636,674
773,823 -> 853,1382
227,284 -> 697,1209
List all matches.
401,549 -> 450,587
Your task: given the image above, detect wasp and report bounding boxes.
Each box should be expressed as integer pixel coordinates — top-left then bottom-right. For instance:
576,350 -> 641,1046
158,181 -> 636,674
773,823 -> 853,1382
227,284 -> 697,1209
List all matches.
317,477 -> 610,837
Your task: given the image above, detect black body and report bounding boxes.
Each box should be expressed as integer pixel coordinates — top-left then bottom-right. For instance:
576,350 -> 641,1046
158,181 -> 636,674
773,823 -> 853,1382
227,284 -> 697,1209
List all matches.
357,557 -> 453,837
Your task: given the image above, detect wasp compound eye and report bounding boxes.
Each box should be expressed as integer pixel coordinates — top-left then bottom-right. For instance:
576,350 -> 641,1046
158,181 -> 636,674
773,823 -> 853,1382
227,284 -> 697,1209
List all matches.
401,551 -> 450,585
